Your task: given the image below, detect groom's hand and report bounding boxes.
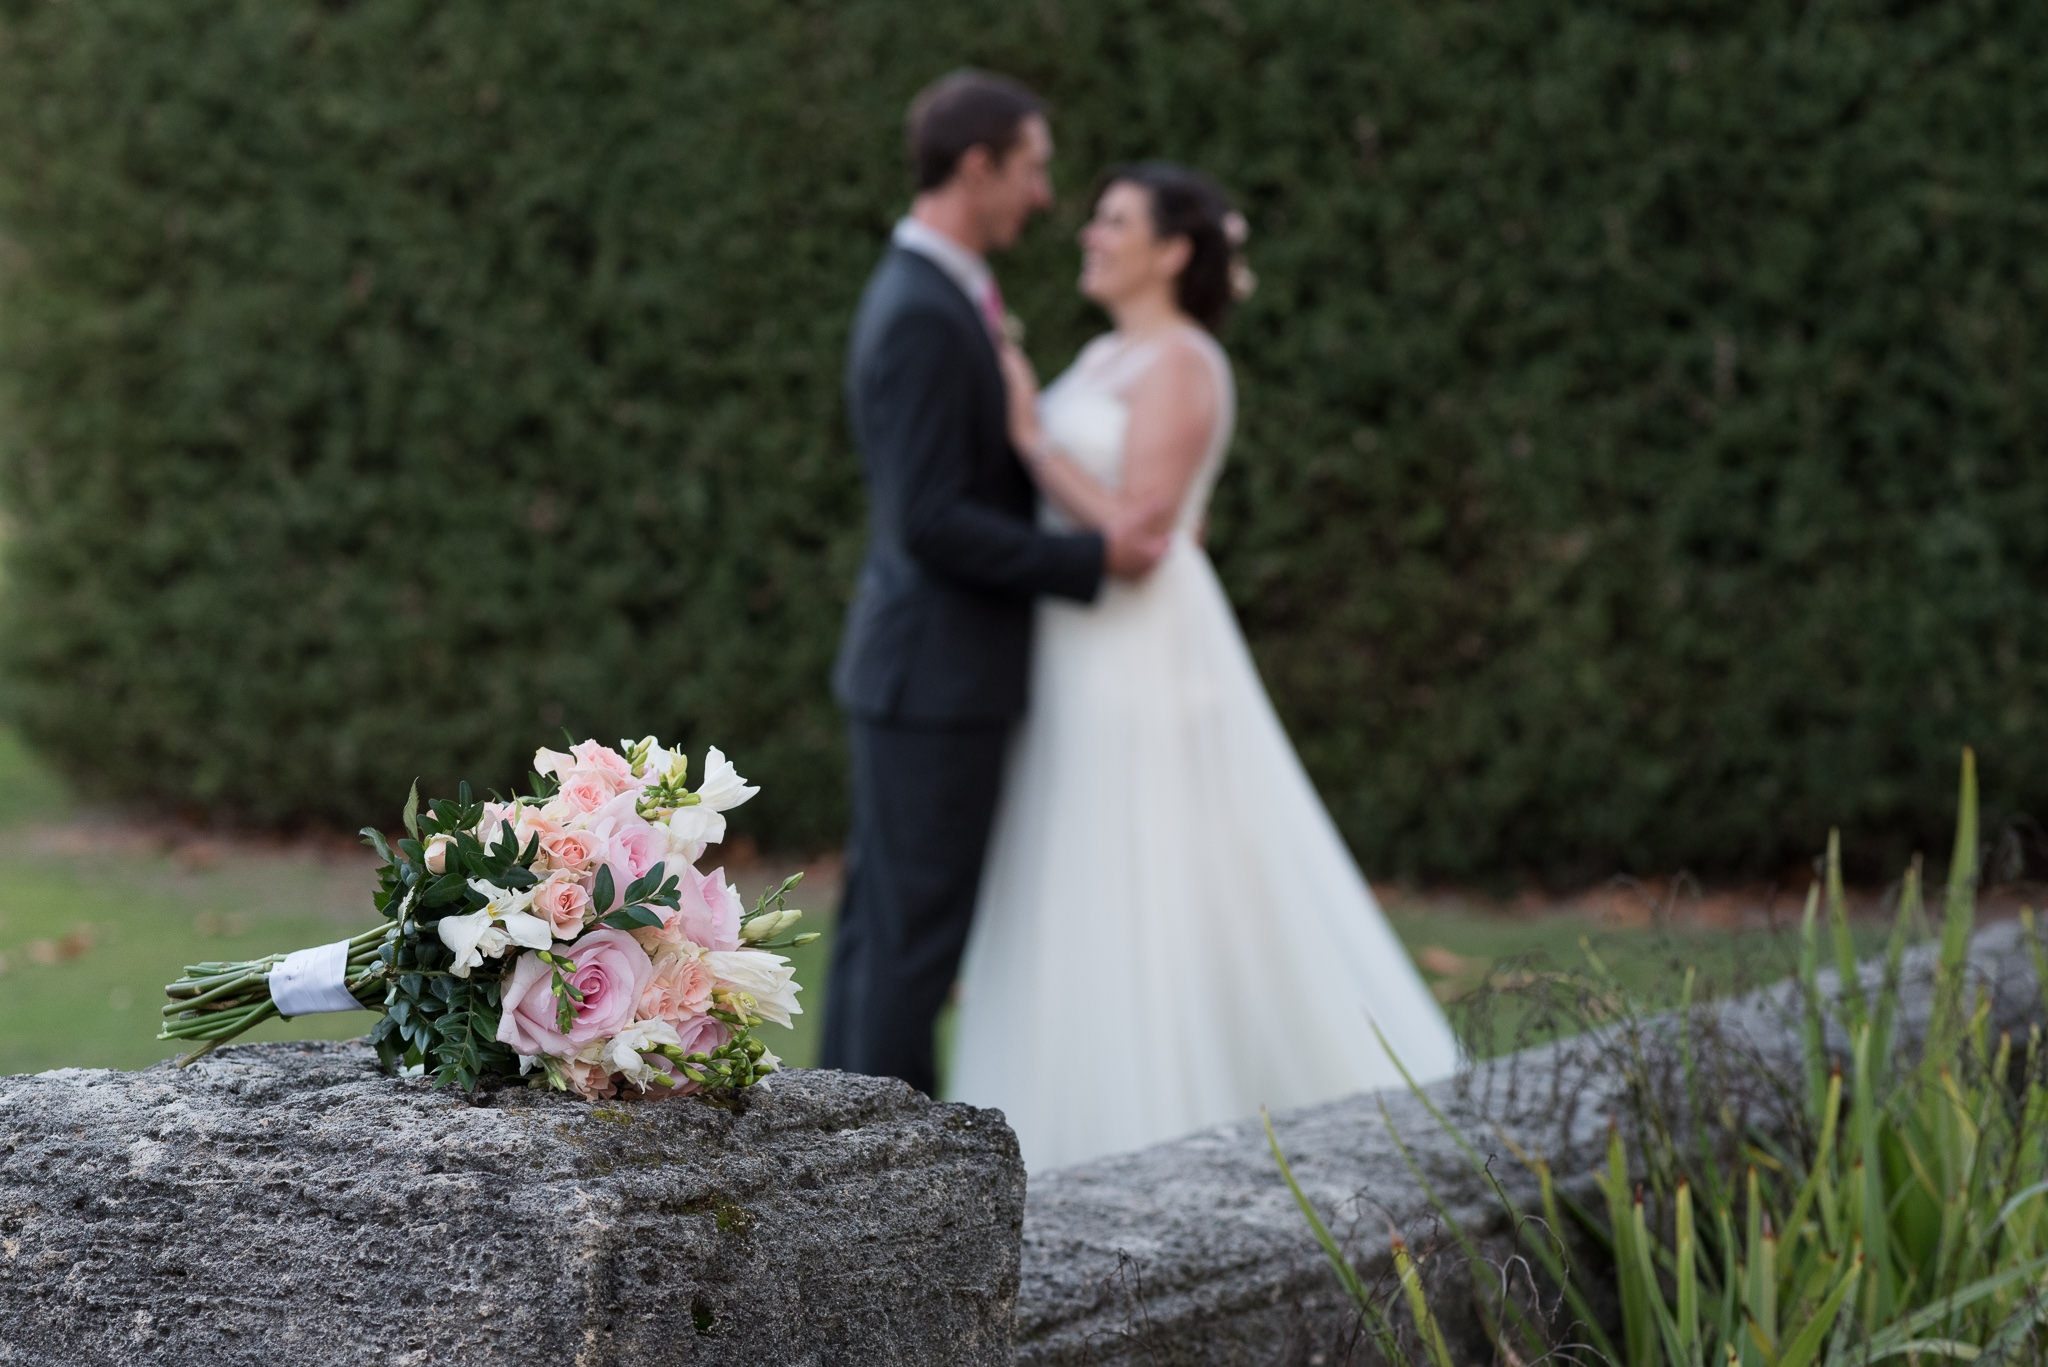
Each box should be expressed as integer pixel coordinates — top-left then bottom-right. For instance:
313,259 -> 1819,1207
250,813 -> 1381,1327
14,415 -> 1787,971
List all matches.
1104,499 -> 1172,580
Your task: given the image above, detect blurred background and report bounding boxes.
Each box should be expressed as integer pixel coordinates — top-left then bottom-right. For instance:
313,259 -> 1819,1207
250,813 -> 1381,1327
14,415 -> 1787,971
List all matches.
0,0 -> 2041,1071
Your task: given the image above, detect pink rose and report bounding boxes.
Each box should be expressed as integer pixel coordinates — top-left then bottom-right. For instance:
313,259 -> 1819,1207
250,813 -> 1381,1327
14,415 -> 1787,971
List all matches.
673,1012 -> 731,1058
631,867 -> 742,954
680,868 -> 743,951
495,928 -> 653,1057
639,950 -> 714,1023
560,768 -> 620,815
647,1014 -> 733,1099
541,829 -> 602,874
612,818 -> 665,882
571,740 -> 636,785
510,807 -> 562,852
534,874 -> 592,940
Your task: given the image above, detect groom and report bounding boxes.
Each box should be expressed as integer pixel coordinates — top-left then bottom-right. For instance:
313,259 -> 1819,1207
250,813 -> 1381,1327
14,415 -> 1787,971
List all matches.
822,70 -> 1165,1096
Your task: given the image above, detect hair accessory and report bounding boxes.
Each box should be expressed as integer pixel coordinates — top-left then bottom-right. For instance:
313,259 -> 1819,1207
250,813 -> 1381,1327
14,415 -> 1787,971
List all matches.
1222,211 -> 1250,249
1229,259 -> 1258,304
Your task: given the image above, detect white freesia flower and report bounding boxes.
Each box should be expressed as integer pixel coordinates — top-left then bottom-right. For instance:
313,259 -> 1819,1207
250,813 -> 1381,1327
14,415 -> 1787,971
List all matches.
469,878 -> 539,919
439,882 -> 553,977
531,746 -> 576,778
696,747 -> 758,812
664,805 -> 722,862
499,911 -> 553,950
705,948 -> 802,1028
601,1018 -> 683,1088
437,907 -> 501,978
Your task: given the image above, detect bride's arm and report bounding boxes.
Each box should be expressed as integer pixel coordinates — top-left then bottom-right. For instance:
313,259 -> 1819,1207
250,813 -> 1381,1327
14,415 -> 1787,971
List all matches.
1004,340 -> 1218,535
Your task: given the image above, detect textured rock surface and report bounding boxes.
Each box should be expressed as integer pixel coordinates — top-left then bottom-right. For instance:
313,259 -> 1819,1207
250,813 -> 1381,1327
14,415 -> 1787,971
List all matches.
1013,921 -> 2047,1365
0,1042 -> 1025,1366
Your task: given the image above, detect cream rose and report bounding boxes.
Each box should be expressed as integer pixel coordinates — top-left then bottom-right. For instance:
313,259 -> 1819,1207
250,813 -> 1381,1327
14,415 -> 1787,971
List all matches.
639,948 -> 714,1023
533,874 -> 592,940
559,768 -> 619,815
541,828 -> 602,874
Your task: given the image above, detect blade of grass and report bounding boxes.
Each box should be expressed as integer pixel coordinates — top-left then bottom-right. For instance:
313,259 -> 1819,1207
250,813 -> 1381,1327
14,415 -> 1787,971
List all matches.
1826,830 -> 1865,1030
1262,1108 -> 1401,1359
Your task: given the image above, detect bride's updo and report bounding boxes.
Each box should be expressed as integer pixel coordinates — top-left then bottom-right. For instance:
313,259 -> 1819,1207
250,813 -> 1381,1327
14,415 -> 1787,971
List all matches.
1095,162 -> 1249,333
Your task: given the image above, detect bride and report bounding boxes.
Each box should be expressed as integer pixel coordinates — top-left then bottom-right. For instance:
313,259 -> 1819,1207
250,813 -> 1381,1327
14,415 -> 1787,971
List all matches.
947,163 -> 1461,1170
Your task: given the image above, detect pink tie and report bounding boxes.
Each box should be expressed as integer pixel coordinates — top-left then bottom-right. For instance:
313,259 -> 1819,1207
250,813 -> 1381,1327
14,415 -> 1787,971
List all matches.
979,277 -> 1007,342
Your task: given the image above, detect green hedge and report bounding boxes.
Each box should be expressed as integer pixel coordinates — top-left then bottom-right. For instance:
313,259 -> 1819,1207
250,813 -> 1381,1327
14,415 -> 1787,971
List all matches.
0,0 -> 2043,880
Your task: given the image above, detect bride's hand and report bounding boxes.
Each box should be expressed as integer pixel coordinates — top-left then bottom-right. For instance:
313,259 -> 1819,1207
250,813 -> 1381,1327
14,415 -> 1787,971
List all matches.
999,342 -> 1044,459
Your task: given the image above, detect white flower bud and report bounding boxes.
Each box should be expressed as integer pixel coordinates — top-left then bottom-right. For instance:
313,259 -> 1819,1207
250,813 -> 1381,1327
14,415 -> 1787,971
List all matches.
742,909 -> 796,943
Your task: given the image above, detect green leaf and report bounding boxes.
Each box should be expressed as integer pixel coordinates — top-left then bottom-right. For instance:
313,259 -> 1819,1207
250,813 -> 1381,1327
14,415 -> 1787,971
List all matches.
1857,1339 -> 1981,1363
421,870 -> 472,907
1826,829 -> 1866,1028
402,781 -> 421,841
600,905 -> 666,931
622,861 -> 666,907
1262,1110 -> 1401,1357
1776,1252 -> 1862,1367
1928,749 -> 1980,1062
592,864 -> 616,914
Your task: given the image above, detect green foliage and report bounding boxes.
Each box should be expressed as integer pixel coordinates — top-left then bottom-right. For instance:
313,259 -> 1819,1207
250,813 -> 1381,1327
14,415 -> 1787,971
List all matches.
1,2 -> 2045,875
366,778 -> 532,1089
1280,753 -> 2048,1361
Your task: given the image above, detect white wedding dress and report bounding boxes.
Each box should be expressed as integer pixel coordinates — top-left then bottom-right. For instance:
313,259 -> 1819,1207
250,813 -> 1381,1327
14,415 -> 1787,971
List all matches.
948,327 -> 1461,1171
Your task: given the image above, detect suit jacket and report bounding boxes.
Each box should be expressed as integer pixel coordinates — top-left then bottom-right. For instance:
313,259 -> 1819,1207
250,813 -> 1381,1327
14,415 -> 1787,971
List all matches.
832,245 -> 1106,724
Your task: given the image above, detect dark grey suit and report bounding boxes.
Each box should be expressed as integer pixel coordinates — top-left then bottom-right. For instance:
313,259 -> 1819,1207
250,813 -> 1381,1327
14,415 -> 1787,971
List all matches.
822,244 -> 1104,1095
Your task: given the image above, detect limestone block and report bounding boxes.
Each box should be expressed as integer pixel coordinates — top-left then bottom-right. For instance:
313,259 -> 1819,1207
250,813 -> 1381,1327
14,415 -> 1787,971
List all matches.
0,1042 -> 1025,1366
1013,921 -> 2046,1365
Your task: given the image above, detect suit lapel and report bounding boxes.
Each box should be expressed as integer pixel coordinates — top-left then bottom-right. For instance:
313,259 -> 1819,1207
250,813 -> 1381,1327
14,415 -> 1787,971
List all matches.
885,247 -> 1019,488
891,247 -> 1001,385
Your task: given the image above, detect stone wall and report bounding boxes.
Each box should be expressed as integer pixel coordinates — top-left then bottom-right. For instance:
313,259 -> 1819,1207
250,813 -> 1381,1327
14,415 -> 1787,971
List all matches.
1012,921 -> 2046,1365
1,924 -> 2038,1366
0,1045 -> 1025,1366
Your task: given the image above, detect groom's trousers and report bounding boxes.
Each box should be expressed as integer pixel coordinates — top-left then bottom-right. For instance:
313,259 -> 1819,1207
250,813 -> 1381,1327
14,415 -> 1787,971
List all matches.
819,717 -> 1009,1098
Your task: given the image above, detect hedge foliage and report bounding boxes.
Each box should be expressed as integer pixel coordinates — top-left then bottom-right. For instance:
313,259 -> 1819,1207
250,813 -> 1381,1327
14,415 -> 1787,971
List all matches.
0,0 -> 2043,881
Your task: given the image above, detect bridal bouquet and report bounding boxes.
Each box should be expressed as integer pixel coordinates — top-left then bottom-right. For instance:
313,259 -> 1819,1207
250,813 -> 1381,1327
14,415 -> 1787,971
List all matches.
160,737 -> 812,1099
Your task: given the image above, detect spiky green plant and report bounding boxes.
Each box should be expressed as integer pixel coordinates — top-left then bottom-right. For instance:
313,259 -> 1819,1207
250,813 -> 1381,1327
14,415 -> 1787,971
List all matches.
1277,751 -> 2048,1364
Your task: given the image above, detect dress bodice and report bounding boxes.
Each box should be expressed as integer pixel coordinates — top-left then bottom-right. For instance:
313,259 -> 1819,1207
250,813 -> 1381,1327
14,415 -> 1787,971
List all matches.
1035,328 -> 1236,535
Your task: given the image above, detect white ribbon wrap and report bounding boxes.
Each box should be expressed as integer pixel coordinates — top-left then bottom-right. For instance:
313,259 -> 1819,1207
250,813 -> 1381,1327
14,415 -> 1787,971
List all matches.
267,939 -> 365,1017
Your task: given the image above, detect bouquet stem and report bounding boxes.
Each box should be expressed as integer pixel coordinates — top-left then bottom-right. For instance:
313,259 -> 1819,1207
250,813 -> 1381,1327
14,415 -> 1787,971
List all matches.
160,925 -> 389,1065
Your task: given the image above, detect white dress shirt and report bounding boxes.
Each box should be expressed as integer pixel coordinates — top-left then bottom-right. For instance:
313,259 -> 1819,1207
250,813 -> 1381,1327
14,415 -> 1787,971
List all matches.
892,217 -> 996,322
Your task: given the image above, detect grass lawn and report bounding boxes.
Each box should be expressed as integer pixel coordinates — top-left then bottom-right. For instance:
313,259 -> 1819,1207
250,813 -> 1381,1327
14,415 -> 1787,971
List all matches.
0,728 -> 1872,1080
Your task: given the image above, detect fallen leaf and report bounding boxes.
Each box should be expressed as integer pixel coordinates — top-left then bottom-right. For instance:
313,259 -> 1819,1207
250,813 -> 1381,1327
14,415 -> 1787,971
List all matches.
1417,944 -> 1484,977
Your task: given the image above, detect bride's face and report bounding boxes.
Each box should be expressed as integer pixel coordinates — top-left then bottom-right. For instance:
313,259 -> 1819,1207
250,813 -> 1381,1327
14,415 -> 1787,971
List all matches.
1078,182 -> 1189,308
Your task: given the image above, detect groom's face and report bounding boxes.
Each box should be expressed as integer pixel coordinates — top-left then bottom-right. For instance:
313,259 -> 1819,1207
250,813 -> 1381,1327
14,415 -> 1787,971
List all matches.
976,115 -> 1054,253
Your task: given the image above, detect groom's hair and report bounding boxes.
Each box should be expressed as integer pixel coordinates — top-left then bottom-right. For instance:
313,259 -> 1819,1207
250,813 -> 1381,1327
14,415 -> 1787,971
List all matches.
907,70 -> 1045,191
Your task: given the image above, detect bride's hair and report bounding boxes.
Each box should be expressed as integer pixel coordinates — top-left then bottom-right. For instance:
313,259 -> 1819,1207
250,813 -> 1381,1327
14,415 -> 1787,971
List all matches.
1095,162 -> 1250,333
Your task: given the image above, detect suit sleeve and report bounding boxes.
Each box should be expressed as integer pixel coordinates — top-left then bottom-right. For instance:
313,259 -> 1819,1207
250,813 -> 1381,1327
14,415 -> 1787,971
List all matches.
868,311 -> 1105,604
